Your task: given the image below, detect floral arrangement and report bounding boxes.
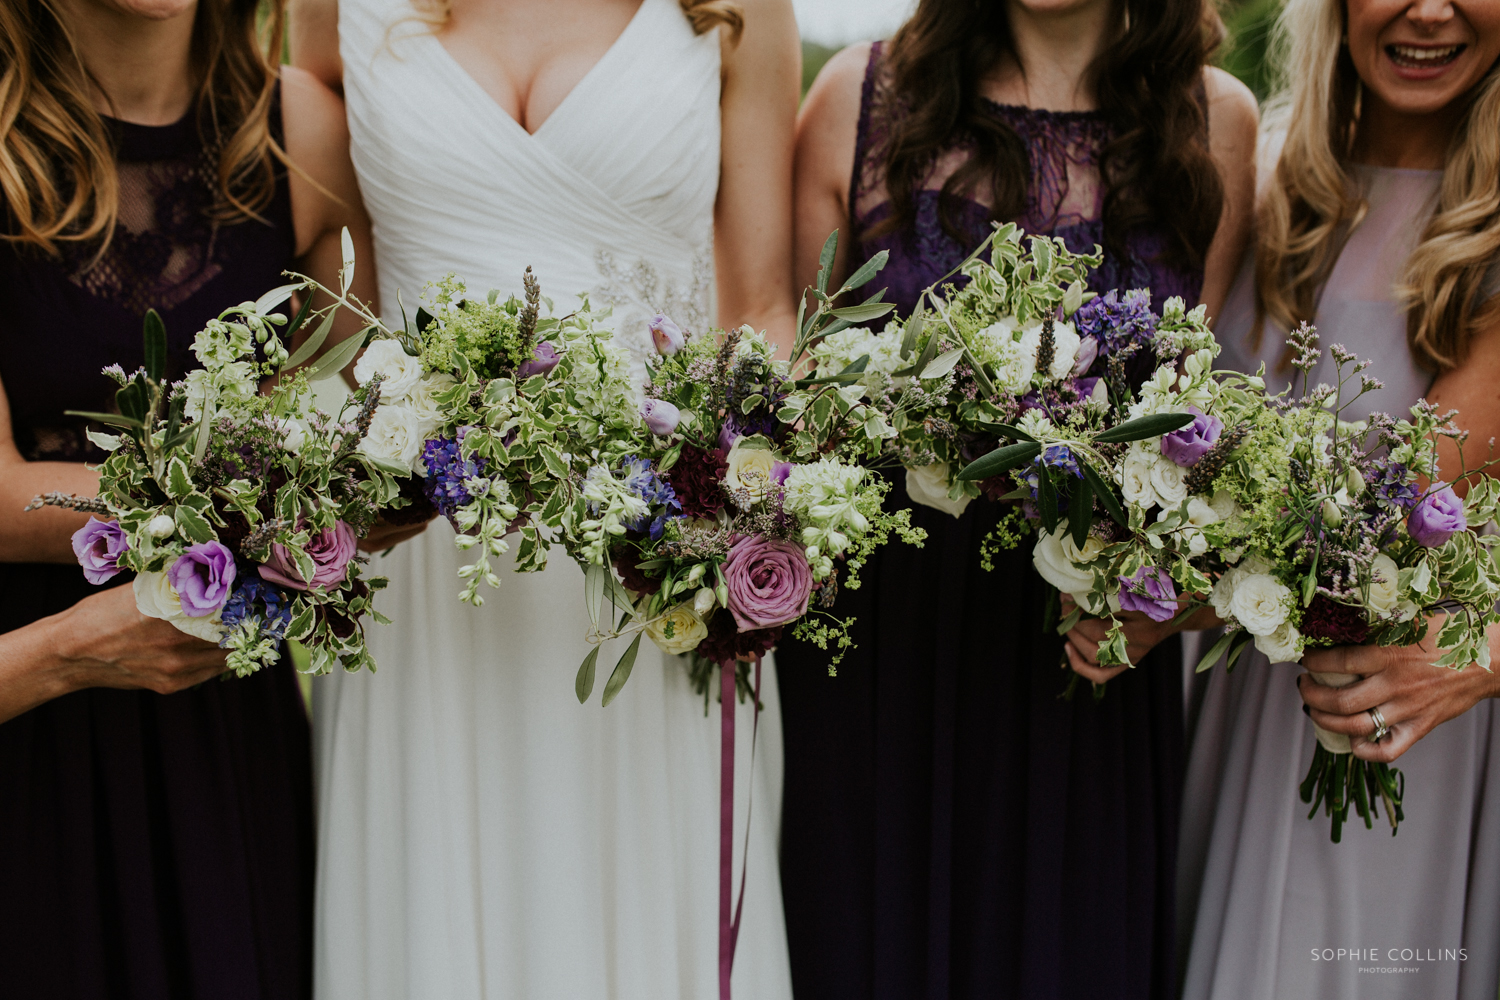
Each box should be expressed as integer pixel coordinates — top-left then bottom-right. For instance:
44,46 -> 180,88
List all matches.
37,253 -> 402,675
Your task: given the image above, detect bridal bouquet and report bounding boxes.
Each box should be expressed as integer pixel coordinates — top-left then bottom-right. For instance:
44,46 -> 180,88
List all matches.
37,279 -> 402,676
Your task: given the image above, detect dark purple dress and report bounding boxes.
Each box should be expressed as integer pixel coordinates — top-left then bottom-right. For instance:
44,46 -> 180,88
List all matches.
775,44 -> 1198,1000
0,100 -> 313,999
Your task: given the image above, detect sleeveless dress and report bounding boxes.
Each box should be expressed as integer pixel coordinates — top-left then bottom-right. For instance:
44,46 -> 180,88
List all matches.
0,100 -> 313,999
313,1 -> 792,997
773,42 -> 1199,1000
1177,166 -> 1500,1000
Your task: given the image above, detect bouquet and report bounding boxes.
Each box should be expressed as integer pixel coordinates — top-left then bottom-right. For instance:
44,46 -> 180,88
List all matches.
36,271 -> 403,676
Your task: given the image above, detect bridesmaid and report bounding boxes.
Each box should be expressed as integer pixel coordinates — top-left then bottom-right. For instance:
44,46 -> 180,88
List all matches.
0,0 -> 374,991
779,1 -> 1257,997
1179,0 -> 1500,997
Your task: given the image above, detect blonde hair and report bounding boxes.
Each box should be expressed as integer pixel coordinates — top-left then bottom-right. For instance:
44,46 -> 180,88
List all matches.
407,0 -> 742,41
1255,0 -> 1500,370
0,0 -> 288,255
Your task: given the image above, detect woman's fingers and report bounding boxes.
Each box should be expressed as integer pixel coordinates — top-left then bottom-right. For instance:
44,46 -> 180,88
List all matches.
1352,721 -> 1422,763
1064,639 -> 1128,684
1298,671 -> 1390,716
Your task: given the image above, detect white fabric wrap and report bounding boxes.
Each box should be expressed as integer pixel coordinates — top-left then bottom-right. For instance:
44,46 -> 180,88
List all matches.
1308,670 -> 1359,753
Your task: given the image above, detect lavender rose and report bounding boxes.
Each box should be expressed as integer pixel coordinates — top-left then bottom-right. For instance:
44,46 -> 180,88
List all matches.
259,521 -> 358,591
168,541 -> 238,617
1160,409 -> 1222,467
649,314 -> 685,355
518,341 -> 559,378
1117,566 -> 1178,623
642,398 -> 681,435
1408,485 -> 1467,548
72,517 -> 129,585
722,535 -> 813,632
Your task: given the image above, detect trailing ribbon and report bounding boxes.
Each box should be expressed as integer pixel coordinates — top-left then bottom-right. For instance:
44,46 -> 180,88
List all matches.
718,654 -> 762,1000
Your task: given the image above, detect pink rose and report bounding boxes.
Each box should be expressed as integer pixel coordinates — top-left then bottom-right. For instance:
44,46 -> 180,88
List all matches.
259,521 -> 357,591
722,535 -> 813,632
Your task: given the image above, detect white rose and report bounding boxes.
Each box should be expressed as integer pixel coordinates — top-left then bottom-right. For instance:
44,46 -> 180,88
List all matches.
352,340 -> 424,401
274,417 -> 307,454
1209,566 -> 1241,620
724,439 -> 782,501
134,571 -> 225,643
1120,448 -> 1159,508
1032,522 -> 1106,599
1367,553 -> 1400,615
905,463 -> 971,519
1228,573 -> 1292,636
1254,621 -> 1302,664
645,601 -> 710,655
359,402 -> 426,472
404,373 -> 455,438
1150,456 -> 1189,506
1018,319 -> 1080,382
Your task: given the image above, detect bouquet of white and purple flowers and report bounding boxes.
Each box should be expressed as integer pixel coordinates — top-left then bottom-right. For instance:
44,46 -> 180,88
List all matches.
39,266 -> 403,676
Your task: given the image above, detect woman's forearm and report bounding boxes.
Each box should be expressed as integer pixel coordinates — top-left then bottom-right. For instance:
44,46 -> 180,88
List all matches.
0,613 -> 80,724
0,458 -> 100,563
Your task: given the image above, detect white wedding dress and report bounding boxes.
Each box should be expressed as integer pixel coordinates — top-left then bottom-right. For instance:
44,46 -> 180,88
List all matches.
312,1 -> 792,997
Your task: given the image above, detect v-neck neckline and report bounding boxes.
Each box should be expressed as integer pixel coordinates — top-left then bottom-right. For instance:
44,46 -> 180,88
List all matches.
430,0 -> 649,140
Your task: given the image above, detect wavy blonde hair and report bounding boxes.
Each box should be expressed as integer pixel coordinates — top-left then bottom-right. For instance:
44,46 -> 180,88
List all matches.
1255,0 -> 1500,370
408,0 -> 742,40
0,0 -> 287,255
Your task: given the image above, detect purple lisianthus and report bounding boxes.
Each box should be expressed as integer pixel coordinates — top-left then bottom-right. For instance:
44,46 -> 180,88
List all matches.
1160,409 -> 1222,467
1117,566 -> 1178,623
1072,335 -> 1099,376
723,535 -> 813,632
649,314 -> 685,355
259,521 -> 357,591
1408,485 -> 1467,548
642,398 -> 681,435
72,517 -> 129,585
517,341 -> 559,378
168,541 -> 238,617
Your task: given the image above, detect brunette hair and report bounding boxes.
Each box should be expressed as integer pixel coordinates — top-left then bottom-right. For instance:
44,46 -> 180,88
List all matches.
0,0 -> 286,255
873,0 -> 1226,271
1255,0 -> 1500,370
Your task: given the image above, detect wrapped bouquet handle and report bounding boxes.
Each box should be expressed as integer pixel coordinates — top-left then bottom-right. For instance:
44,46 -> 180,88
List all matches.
1299,670 -> 1404,842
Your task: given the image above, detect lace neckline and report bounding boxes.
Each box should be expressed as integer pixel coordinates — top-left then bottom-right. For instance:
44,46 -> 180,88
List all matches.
979,98 -> 1107,123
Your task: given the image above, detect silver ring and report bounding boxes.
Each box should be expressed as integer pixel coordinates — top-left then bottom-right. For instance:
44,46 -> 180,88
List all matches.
1368,706 -> 1390,743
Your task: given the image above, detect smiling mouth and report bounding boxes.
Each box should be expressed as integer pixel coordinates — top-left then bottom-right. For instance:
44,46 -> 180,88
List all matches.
1386,43 -> 1466,69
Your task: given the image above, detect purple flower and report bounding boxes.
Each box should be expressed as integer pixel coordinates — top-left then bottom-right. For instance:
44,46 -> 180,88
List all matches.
168,541 -> 238,617
220,571 -> 293,641
723,535 -> 813,632
642,399 -> 681,435
1074,376 -> 1102,402
1160,409 -> 1222,467
1117,566 -> 1178,623
1072,289 -> 1156,358
649,314 -> 685,355
1370,461 -> 1420,511
72,517 -> 128,585
260,521 -> 357,591
1408,485 -> 1467,548
1072,335 -> 1099,376
618,455 -> 681,540
771,461 -> 793,485
423,429 -> 489,523
517,341 -> 559,378
1037,444 -> 1082,479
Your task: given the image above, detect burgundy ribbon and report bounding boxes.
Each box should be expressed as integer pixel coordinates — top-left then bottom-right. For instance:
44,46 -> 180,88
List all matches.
718,654 -> 762,1000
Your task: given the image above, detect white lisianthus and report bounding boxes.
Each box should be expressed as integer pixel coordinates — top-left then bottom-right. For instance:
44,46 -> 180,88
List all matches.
645,601 -> 709,655
1031,522 -> 1106,600
353,340 -> 424,401
1150,455 -> 1189,506
1017,319 -> 1081,382
724,439 -> 784,501
905,464 -> 971,519
1254,621 -> 1303,664
1228,573 -> 1292,636
134,571 -> 225,643
1367,553 -> 1401,614
359,402 -> 427,472
274,417 -> 307,454
1120,447 -> 1159,508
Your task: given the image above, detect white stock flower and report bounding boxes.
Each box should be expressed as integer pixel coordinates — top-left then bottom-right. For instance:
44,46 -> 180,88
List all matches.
645,601 -> 709,655
134,571 -> 225,643
1120,447 -> 1159,508
1254,622 -> 1303,664
1367,553 -> 1401,615
1228,573 -> 1292,636
1017,319 -> 1081,382
905,464 -> 971,519
353,340 -> 424,401
1031,522 -> 1106,600
359,402 -> 426,472
810,325 -> 904,380
1149,456 -> 1189,506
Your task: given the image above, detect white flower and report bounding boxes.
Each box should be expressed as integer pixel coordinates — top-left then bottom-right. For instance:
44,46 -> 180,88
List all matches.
1031,522 -> 1106,601
905,464 -> 970,519
810,325 -> 905,380
147,514 -> 176,540
1185,496 -> 1220,529
1017,319 -> 1080,382
1228,573 -> 1292,636
1367,553 -> 1400,615
274,417 -> 307,454
693,587 -> 717,617
1149,456 -> 1189,506
134,571 -> 225,643
180,363 -> 257,422
970,317 -> 1033,392
1208,490 -> 1238,521
1120,448 -> 1159,508
724,439 -> 783,501
1254,622 -> 1302,664
359,402 -> 426,472
1209,567 -> 1240,620
645,601 -> 709,655
352,340 -> 424,401
404,373 -> 455,438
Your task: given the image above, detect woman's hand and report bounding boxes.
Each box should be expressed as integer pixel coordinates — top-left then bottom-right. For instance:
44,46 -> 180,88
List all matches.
1300,621 -> 1500,762
357,517 -> 430,553
1060,594 -> 1221,684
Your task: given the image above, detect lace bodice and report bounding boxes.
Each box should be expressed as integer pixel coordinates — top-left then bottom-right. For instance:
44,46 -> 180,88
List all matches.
849,41 -> 1203,316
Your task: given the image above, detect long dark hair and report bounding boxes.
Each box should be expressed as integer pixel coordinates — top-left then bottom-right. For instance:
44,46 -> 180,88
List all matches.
874,0 -> 1226,271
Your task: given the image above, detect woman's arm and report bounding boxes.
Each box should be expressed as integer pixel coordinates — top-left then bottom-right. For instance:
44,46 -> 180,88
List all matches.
714,0 -> 800,352
1196,67 -> 1260,324
792,42 -> 869,305
0,377 -> 99,563
289,0 -> 345,94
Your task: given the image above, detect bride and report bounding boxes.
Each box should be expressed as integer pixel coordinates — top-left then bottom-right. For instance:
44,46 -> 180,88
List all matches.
290,0 -> 799,996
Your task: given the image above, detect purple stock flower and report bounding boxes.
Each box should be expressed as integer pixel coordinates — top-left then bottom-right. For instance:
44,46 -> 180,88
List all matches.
168,541 -> 238,617
72,517 -> 129,585
649,314 -> 685,355
1408,485 -> 1467,548
642,398 -> 681,435
517,341 -> 559,378
1160,409 -> 1222,467
1072,288 -> 1156,359
1117,566 -> 1178,623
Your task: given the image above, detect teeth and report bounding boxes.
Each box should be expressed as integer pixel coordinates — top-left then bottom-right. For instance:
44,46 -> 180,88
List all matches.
1391,44 -> 1460,62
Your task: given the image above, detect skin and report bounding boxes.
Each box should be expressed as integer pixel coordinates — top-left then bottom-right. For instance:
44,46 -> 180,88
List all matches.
289,0 -> 802,350
794,0 -> 1258,683
0,0 -> 378,704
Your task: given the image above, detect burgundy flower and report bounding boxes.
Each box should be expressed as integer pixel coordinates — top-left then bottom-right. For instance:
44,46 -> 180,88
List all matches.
695,609 -> 781,664
614,549 -> 661,595
1301,594 -> 1370,646
666,444 -> 728,518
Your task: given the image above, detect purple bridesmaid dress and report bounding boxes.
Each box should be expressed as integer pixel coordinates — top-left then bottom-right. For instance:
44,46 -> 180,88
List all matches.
0,97 -> 313,999
774,43 -> 1201,1000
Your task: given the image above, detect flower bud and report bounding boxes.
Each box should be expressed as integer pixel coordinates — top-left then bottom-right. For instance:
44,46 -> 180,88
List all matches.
686,562 -> 706,586
1345,467 -> 1366,497
148,514 -> 176,539
641,399 -> 681,435
518,341 -> 559,378
693,586 -> 716,616
649,314 -> 685,355
1321,497 -> 1343,528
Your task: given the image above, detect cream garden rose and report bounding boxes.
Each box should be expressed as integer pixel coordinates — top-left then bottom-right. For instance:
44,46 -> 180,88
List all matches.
1032,522 -> 1106,600
724,439 -> 784,501
1228,573 -> 1292,636
353,339 -> 424,401
1149,455 -> 1189,506
904,463 -> 971,519
1254,621 -> 1302,663
1120,446 -> 1158,508
645,601 -> 710,655
1367,553 -> 1400,615
359,403 -> 426,472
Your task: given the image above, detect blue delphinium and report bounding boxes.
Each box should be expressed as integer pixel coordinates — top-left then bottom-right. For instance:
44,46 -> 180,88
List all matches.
619,455 -> 681,540
423,426 -> 489,521
1038,444 -> 1083,479
220,570 -> 293,645
1073,288 -> 1156,359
